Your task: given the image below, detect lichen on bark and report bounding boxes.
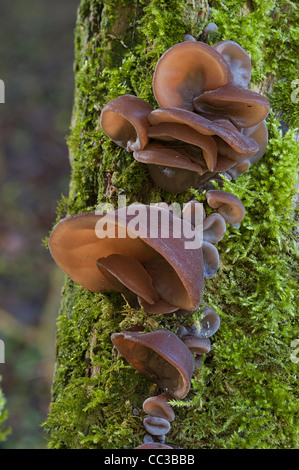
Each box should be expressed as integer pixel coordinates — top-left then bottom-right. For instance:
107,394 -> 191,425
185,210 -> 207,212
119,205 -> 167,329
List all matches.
44,0 -> 299,449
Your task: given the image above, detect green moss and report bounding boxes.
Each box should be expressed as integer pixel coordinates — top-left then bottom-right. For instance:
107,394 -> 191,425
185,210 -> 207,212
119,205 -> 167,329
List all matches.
0,377 -> 10,442
45,0 -> 299,449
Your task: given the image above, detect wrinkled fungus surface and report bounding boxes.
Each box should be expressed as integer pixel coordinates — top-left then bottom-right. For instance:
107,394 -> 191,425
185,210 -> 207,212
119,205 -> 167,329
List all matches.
100,40 -> 269,193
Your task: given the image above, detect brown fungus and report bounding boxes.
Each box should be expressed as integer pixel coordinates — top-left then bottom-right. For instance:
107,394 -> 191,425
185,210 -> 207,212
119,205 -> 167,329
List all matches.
198,307 -> 221,339
193,83 -> 270,129
99,94 -> 153,152
143,416 -> 171,436
133,106 -> 258,193
242,120 -> 268,165
206,190 -> 245,224
214,40 -> 251,89
143,393 -> 175,422
202,241 -> 220,279
202,213 -> 226,244
152,41 -> 233,110
48,205 -> 205,314
111,328 -> 194,399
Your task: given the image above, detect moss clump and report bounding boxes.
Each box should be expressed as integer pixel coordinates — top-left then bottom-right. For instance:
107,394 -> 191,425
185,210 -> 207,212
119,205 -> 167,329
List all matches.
45,0 -> 299,449
0,377 -> 10,442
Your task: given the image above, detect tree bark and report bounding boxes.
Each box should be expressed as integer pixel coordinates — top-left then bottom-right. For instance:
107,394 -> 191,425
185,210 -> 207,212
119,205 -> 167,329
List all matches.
44,0 -> 299,449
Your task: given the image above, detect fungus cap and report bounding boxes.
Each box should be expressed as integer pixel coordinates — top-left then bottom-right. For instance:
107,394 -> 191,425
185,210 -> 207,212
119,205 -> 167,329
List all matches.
143,393 -> 175,422
243,120 -> 268,165
111,329 -> 194,399
182,335 -> 211,355
100,94 -> 153,152
193,84 -> 270,129
152,41 -> 233,110
206,190 -> 245,224
202,240 -> 220,279
214,40 -> 251,88
147,122 -> 218,171
199,307 -> 220,338
48,206 -> 204,314
203,213 -> 226,244
143,416 -> 171,436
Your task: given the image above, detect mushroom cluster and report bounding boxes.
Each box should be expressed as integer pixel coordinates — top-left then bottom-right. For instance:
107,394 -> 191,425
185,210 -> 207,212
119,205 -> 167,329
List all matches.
48,34 -> 261,450
100,39 -> 269,193
111,307 -> 220,448
48,194 -> 245,316
48,203 -> 205,315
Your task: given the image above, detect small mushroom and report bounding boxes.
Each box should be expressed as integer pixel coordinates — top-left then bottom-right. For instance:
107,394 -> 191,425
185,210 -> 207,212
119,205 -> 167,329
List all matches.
214,40 -> 251,89
202,241 -> 220,279
202,213 -> 226,244
242,120 -> 268,165
111,328 -> 194,399
152,41 -> 233,110
100,94 -> 153,152
182,335 -> 211,356
206,190 -> 245,224
143,393 -> 175,422
193,84 -> 270,129
48,205 -> 205,314
226,160 -> 250,180
198,307 -> 220,338
143,416 -> 171,436
133,106 -> 259,193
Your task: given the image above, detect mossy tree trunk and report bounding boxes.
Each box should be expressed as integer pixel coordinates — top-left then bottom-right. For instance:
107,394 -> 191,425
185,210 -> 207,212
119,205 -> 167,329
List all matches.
44,0 -> 299,449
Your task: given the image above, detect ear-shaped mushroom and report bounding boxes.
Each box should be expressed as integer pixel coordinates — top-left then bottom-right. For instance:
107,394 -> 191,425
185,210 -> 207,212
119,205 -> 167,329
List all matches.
193,84 -> 270,129
227,160 -> 250,180
203,213 -> 226,244
243,120 -> 268,165
147,122 -> 218,171
100,94 -> 153,152
206,190 -> 245,224
134,142 -> 207,175
148,107 -> 259,156
152,41 -> 233,110
198,307 -> 220,338
48,205 -> 205,314
202,241 -> 220,278
182,335 -> 211,355
111,329 -> 194,399
143,393 -> 175,422
96,254 -> 160,305
143,416 -> 171,436
214,40 -> 251,88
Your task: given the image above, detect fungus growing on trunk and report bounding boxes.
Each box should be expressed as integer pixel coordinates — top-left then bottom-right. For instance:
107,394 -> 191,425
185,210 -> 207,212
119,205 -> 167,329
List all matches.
111,328 -> 194,399
99,39 -> 269,193
143,393 -> 175,422
213,40 -> 251,89
178,307 -> 220,371
152,41 -> 233,110
48,205 -> 205,314
99,94 -> 153,152
206,190 -> 245,224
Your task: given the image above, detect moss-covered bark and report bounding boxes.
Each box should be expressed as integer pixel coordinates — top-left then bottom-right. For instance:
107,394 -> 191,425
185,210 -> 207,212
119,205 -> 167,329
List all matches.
44,0 -> 299,449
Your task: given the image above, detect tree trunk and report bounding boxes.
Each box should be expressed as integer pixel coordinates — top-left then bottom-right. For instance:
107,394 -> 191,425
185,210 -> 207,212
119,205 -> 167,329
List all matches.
44,0 -> 299,449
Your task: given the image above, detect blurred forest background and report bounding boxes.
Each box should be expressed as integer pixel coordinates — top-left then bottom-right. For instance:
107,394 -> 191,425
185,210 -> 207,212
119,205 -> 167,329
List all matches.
0,1 -> 78,448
